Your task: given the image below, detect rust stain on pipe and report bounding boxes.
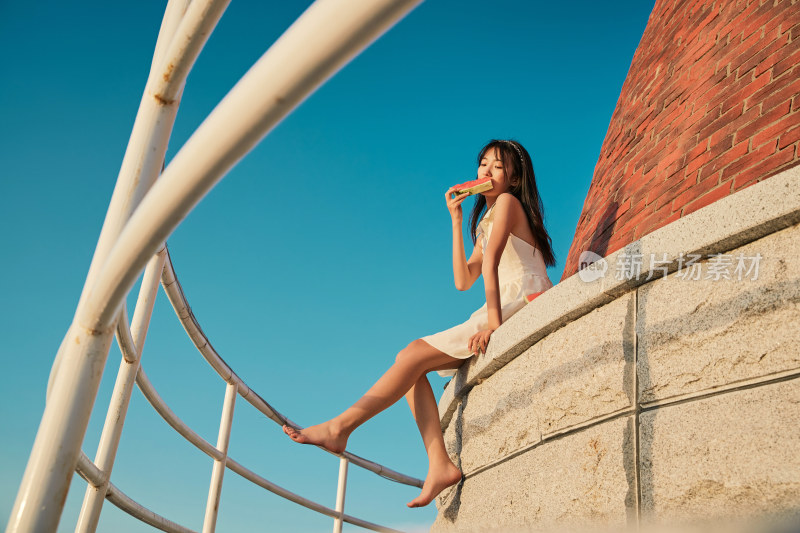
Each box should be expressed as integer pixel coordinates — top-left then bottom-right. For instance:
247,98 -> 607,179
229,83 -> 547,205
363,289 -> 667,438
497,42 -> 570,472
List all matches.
153,93 -> 176,106
162,62 -> 175,83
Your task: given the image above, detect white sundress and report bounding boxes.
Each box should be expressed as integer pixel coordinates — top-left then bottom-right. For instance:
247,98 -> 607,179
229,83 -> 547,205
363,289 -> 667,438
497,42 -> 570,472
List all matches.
421,203 -> 554,377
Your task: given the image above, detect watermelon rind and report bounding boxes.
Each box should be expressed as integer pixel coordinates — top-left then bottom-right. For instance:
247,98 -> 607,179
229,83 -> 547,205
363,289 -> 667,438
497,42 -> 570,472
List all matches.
453,178 -> 493,196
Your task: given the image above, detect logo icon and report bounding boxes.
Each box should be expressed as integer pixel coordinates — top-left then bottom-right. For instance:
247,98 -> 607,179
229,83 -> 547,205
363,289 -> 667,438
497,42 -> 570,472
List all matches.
578,251 -> 607,283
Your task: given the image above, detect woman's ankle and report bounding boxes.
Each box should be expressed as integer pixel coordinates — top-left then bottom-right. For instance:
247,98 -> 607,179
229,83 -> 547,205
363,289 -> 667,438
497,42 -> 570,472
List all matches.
329,415 -> 354,439
428,450 -> 456,469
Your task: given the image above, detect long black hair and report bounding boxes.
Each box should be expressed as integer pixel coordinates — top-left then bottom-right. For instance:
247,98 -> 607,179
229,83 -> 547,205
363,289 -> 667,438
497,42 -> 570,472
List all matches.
468,139 -> 556,267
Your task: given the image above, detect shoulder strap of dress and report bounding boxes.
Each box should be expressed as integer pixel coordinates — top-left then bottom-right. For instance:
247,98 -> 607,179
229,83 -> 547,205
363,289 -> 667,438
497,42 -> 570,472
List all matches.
482,202 -> 497,221
478,204 -> 495,251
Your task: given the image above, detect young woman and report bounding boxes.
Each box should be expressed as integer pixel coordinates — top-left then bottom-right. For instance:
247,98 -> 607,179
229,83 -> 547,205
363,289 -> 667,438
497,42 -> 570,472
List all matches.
284,139 -> 555,508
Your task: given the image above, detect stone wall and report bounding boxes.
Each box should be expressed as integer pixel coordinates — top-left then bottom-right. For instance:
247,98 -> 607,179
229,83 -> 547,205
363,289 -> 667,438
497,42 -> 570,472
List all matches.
432,167 -> 800,532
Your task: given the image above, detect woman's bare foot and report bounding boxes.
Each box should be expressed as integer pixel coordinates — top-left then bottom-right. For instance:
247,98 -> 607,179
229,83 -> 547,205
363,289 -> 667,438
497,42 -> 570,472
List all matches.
282,421 -> 348,454
407,461 -> 462,508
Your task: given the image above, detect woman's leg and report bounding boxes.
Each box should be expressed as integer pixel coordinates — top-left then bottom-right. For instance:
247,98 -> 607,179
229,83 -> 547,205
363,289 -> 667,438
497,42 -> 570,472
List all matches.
404,354 -> 464,507
283,339 -> 461,455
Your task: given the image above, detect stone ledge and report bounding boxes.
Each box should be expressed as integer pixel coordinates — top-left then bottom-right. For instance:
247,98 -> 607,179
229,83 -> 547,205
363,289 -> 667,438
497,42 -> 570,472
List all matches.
440,165 -> 800,431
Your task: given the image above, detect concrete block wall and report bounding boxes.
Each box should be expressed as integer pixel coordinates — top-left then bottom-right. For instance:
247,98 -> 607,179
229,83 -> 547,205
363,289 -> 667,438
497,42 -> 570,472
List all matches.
432,167 -> 800,532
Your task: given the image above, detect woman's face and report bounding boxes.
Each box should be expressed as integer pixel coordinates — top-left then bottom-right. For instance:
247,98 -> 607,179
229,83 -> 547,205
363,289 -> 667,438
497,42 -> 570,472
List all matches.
478,147 -> 511,197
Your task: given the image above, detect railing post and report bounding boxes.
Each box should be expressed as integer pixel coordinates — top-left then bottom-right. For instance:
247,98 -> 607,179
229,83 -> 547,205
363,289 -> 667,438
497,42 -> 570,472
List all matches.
332,456 -> 349,533
75,249 -> 167,533
202,381 -> 237,533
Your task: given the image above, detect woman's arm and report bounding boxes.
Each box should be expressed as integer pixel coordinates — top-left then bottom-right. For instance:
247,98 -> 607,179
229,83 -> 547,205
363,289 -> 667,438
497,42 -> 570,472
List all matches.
457,192 -> 526,356
446,188 -> 483,291
481,195 -> 518,329
471,194 -> 522,351
452,222 -> 483,291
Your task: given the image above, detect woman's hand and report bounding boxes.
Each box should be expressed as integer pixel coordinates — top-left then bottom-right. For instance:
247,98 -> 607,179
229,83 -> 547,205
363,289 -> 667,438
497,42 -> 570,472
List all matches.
446,187 -> 470,222
468,328 -> 495,355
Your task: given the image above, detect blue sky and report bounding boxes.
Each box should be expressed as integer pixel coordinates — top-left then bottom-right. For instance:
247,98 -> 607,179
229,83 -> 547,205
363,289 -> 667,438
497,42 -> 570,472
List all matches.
0,1 -> 654,531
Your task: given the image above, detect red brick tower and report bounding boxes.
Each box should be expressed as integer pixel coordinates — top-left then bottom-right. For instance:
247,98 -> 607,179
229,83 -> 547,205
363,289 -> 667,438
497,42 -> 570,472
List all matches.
562,0 -> 800,281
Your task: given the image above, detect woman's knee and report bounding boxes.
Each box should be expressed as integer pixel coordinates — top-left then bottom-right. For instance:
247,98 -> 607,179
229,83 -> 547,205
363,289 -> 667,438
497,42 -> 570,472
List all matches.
395,339 -> 431,365
395,339 -> 456,376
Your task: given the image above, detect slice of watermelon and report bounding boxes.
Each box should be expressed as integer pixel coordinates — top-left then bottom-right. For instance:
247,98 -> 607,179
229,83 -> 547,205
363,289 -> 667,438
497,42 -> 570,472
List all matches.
526,291 -> 545,303
452,177 -> 493,196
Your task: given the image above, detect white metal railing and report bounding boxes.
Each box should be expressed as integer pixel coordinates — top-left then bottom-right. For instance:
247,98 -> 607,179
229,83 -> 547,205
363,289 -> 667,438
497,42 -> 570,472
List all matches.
6,0 -> 424,531
80,247 -> 423,533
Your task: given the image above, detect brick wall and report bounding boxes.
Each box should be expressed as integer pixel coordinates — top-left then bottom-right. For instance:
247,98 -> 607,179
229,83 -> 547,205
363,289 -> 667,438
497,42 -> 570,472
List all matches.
561,0 -> 800,281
